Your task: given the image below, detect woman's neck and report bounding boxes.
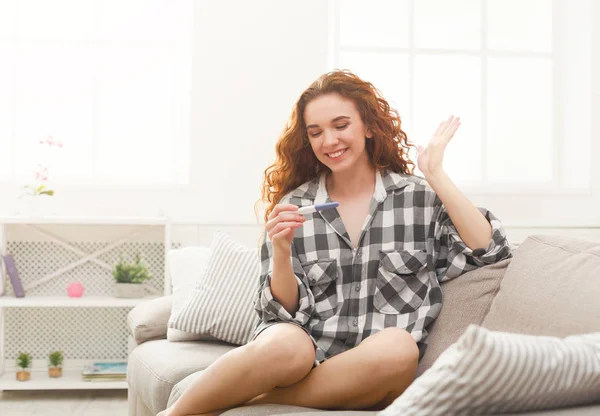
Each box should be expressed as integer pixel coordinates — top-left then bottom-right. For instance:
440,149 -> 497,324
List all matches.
326,162 -> 376,199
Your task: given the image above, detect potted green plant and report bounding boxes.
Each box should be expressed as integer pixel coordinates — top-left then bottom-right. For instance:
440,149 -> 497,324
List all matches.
112,253 -> 152,298
16,352 -> 32,381
48,350 -> 64,377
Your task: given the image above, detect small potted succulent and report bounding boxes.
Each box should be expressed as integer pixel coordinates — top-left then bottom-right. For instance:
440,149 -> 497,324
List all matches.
16,352 -> 32,381
48,350 -> 64,377
112,253 -> 152,298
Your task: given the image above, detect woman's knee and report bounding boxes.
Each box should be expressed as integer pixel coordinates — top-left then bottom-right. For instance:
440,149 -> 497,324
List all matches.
363,328 -> 419,378
364,329 -> 420,410
250,323 -> 315,383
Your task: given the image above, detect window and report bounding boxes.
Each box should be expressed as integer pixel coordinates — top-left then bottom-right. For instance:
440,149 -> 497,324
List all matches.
0,0 -> 193,186
331,0 -> 592,195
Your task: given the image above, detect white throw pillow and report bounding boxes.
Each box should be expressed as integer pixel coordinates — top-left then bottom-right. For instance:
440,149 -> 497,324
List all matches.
168,231 -> 261,346
166,246 -> 213,342
379,325 -> 600,416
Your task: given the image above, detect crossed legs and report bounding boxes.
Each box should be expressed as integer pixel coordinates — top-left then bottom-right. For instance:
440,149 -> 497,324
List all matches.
158,324 -> 419,416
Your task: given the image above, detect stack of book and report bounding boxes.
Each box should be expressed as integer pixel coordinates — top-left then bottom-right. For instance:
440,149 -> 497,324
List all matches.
81,361 -> 127,382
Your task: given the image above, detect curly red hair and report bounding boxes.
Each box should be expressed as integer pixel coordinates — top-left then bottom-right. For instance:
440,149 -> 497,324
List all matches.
258,70 -> 416,222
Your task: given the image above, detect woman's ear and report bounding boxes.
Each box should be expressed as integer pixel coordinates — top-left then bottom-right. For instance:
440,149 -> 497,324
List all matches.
366,127 -> 373,139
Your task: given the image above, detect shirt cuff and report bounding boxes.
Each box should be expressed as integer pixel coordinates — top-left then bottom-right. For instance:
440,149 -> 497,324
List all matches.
452,207 -> 511,262
258,274 -> 311,325
259,275 -> 294,321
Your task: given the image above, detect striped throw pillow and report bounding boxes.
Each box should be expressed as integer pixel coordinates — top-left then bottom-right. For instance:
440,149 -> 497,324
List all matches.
379,325 -> 600,416
169,231 -> 260,346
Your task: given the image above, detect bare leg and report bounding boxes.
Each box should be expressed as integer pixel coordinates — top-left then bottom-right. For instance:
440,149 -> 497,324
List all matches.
244,327 -> 419,410
157,323 -> 315,416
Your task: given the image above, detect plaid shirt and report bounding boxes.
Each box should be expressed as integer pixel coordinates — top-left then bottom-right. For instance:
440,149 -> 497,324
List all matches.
254,170 -> 512,364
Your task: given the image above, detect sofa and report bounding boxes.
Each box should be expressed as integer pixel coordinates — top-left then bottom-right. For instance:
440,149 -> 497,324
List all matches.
126,234 -> 600,415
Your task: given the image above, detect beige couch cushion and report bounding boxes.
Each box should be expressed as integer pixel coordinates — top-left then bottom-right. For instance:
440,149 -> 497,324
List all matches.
127,339 -> 237,415
222,407 -> 375,415
220,407 -> 600,416
482,235 -> 600,336
416,259 -> 511,376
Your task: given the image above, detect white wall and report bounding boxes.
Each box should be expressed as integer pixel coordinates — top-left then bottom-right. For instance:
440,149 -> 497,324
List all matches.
187,0 -> 330,224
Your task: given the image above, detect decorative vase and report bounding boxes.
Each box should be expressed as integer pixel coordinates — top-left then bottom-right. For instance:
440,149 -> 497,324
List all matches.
48,366 -> 62,378
16,370 -> 30,381
114,283 -> 146,298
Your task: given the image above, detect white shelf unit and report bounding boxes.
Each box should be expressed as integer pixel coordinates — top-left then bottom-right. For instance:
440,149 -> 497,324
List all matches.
0,216 -> 172,391
0,295 -> 160,308
1,370 -> 128,391
1,359 -> 129,391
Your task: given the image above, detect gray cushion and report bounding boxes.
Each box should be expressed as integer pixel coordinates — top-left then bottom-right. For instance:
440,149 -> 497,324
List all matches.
497,404 -> 600,415
223,408 -> 376,416
416,259 -> 511,376
482,235 -> 600,336
127,339 -> 237,415
222,406 -> 324,415
241,410 -> 600,416
127,295 -> 173,344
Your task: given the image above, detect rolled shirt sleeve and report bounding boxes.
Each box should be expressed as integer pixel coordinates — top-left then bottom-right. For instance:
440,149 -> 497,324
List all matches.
432,197 -> 513,282
254,232 -> 315,326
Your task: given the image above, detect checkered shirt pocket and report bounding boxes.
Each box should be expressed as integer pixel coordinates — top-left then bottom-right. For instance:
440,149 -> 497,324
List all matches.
375,249 -> 430,314
301,258 -> 338,320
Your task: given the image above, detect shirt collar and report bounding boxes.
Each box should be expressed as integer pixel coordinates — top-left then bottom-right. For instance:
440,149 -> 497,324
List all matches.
380,169 -> 412,195
288,169 -> 412,204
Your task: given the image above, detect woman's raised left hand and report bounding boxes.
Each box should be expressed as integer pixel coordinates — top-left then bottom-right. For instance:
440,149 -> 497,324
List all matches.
417,115 -> 461,178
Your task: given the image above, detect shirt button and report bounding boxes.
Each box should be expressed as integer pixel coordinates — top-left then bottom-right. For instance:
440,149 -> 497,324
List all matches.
355,284 -> 360,292
352,319 -> 358,327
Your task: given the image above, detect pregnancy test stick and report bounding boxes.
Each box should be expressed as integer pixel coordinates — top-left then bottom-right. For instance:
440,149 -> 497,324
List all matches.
295,202 -> 339,216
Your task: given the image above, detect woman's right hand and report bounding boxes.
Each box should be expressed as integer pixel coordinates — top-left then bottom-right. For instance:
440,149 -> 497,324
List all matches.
266,204 -> 306,254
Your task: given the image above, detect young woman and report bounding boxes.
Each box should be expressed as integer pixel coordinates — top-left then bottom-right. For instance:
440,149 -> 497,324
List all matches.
159,70 -> 512,416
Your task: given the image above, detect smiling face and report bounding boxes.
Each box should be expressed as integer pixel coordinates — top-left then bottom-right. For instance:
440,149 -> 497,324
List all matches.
304,93 -> 372,174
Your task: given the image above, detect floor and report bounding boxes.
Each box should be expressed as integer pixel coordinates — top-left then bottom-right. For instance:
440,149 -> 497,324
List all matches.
0,390 -> 128,416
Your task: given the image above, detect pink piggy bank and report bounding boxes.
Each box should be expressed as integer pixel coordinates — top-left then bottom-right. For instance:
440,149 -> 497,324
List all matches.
67,282 -> 84,298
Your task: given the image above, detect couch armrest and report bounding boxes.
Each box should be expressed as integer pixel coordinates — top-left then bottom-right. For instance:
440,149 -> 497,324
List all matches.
127,295 -> 173,345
